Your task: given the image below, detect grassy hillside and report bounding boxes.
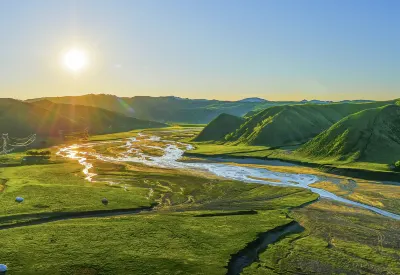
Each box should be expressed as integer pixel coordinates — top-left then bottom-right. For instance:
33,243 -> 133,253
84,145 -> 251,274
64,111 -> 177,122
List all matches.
193,113 -> 245,142
222,101 -> 394,147
297,104 -> 400,164
33,100 -> 166,134
0,98 -> 78,137
0,98 -> 166,144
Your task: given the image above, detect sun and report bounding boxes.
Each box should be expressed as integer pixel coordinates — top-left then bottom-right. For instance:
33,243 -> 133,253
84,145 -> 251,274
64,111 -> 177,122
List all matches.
63,48 -> 88,72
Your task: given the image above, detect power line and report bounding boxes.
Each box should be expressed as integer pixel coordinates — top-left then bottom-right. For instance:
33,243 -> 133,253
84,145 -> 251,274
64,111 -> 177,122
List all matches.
1,133 -> 36,155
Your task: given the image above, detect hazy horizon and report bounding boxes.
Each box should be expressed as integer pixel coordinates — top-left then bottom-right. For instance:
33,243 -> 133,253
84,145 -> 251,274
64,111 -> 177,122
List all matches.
1,0 -> 399,101
16,92 -> 398,102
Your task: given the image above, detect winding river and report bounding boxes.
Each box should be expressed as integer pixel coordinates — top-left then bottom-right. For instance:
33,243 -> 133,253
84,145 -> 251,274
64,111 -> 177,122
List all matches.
57,133 -> 400,220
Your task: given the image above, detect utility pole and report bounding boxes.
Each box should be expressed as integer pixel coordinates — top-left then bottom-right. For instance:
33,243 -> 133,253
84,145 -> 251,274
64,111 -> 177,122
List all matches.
2,134 -> 8,154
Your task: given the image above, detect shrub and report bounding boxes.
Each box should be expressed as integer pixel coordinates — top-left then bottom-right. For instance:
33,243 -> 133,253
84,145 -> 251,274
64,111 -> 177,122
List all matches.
395,160 -> 400,171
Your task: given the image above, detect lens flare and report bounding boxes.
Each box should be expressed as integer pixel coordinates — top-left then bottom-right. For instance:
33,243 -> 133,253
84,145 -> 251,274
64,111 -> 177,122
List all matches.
63,48 -> 88,72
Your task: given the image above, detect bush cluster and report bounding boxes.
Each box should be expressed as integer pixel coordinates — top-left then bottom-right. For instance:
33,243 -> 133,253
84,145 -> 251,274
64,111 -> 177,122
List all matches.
26,150 -> 51,156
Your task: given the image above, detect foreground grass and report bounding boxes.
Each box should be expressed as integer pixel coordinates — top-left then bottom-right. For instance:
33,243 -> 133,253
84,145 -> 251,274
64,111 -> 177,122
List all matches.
0,156 -> 317,220
243,200 -> 400,275
0,162 -> 151,218
0,210 -> 292,275
1,128 -> 398,274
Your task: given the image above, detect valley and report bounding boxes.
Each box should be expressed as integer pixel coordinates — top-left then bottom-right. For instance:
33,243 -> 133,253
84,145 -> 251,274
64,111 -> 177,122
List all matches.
0,127 -> 399,274
1,96 -> 399,275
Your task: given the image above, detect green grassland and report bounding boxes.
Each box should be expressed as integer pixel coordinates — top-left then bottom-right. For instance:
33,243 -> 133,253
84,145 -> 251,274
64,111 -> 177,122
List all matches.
0,128 -> 399,274
309,179 -> 400,214
0,129 -> 320,274
0,210 -> 293,275
187,141 -> 400,214
0,151 -> 316,219
187,141 -> 397,173
244,200 -> 400,275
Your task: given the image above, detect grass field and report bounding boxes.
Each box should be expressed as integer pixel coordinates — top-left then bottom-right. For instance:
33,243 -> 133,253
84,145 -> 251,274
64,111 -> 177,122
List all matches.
0,128 -> 399,274
187,141 -> 400,215
187,141 -> 397,173
309,179 -> 400,215
0,210 -> 294,275
243,200 -> 400,275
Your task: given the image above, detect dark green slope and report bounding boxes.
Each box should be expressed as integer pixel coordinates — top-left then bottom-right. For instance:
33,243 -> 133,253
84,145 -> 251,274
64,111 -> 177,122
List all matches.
32,100 -> 167,134
193,113 -> 245,142
297,105 -> 400,163
28,94 -> 262,123
224,101 -> 394,147
126,97 -> 263,123
0,99 -> 79,137
27,94 -> 379,124
27,94 -> 132,116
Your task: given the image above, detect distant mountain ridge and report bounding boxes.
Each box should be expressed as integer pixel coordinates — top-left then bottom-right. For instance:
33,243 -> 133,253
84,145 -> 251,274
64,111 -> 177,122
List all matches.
0,98 -> 166,139
26,94 -> 377,124
0,98 -> 77,137
238,97 -> 268,103
27,94 -> 271,124
32,100 -> 166,134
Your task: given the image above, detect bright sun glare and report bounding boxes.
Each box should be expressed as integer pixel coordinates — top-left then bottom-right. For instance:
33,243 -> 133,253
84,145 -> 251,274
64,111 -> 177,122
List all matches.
63,48 -> 88,72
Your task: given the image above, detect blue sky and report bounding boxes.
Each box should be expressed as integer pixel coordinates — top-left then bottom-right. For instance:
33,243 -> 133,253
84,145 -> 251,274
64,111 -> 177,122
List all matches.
0,0 -> 399,100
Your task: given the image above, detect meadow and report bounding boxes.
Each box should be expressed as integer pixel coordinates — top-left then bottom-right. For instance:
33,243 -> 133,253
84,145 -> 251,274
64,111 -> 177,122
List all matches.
244,200 -> 400,275
187,142 -> 398,174
0,128 -> 399,274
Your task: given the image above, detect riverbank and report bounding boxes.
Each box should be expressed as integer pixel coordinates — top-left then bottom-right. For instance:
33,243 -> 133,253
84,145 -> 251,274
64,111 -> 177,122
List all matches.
185,144 -> 400,182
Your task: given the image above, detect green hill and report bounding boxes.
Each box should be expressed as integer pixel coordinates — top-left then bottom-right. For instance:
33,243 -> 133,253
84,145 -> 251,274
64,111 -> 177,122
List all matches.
0,98 -> 166,141
297,105 -> 400,164
193,113 -> 245,142
0,98 -> 78,137
32,100 -> 166,134
223,101 -> 394,147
